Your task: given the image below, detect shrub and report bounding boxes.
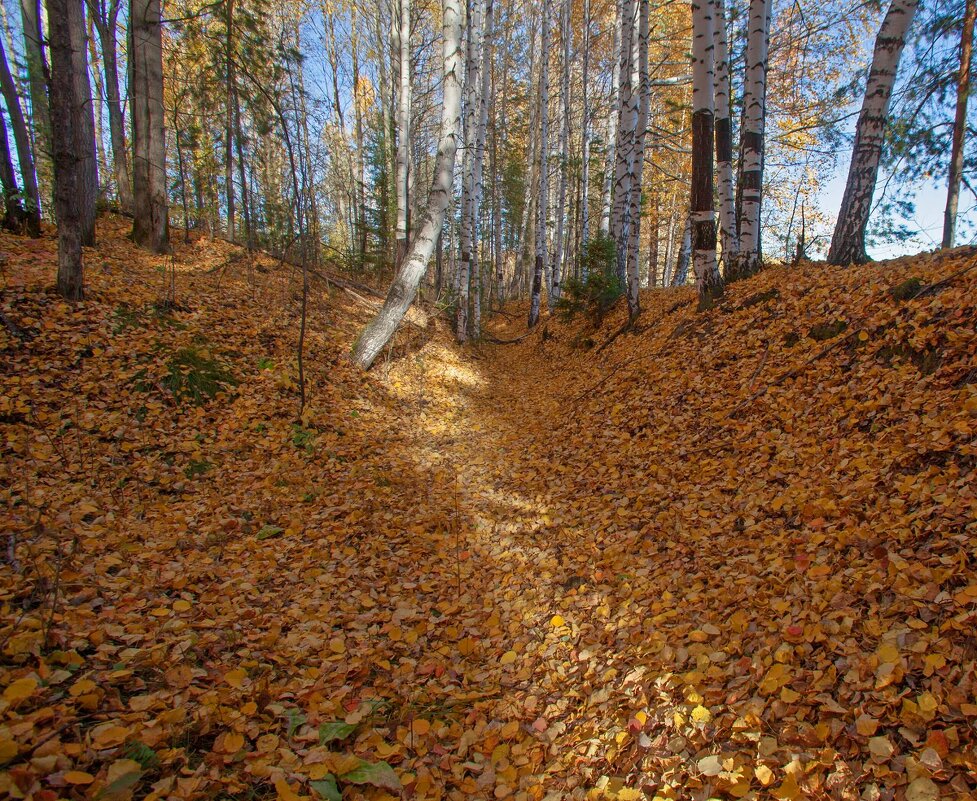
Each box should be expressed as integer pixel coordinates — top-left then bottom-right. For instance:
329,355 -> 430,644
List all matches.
556,234 -> 623,327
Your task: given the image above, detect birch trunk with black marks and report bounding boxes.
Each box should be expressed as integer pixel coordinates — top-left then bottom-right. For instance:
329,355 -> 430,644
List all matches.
624,0 -> 649,320
550,0 -> 571,308
827,0 -> 917,265
599,0 -> 623,236
712,0 -> 736,268
394,0 -> 412,266
47,0 -> 84,298
528,0 -> 550,328
457,0 -> 482,342
0,37 -> 40,234
691,0 -> 721,308
731,0 -> 770,279
610,0 -> 637,288
471,0 -> 493,339
942,0 -> 975,249
131,0 -> 169,253
672,215 -> 691,286
351,0 -> 463,369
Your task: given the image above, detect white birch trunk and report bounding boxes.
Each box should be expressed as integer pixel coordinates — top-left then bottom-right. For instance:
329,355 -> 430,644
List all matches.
394,0 -> 412,265
735,0 -> 771,276
580,0 -> 592,273
610,0 -> 637,286
599,1 -> 623,236
827,0 -> 918,264
624,0 -> 649,318
712,0 -> 737,268
550,0 -> 570,308
528,0 -> 550,327
351,0 -> 463,369
691,0 -> 721,307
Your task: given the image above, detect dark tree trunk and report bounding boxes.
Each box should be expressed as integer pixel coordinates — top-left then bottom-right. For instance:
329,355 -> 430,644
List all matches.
47,0 -> 84,299
69,0 -> 98,245
943,0 -> 975,249
0,110 -> 28,232
131,0 -> 170,252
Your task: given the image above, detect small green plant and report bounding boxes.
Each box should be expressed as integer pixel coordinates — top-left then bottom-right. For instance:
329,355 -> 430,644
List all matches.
291,423 -> 315,452
556,234 -> 623,327
125,740 -> 160,769
112,303 -> 142,333
162,346 -> 236,405
258,356 -> 275,370
184,459 -> 212,479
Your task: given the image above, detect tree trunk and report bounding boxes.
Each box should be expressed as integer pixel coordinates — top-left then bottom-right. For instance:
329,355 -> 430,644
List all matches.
672,215 -> 691,286
472,0 -> 493,338
712,0 -> 737,269
624,0 -> 649,319
942,0 -> 975,249
69,0 -> 97,245
0,36 -> 40,234
394,0 -> 411,266
599,0 -> 623,236
827,0 -> 918,265
224,0 -> 236,241
0,110 -> 27,232
89,0 -> 133,213
19,0 -> 51,208
351,0 -> 463,369
550,0 -> 571,308
457,0 -> 482,342
528,0 -> 550,328
47,0 -> 84,299
691,0 -> 721,308
610,0 -> 637,287
131,0 -> 169,252
580,0 -> 592,272
731,0 -> 770,279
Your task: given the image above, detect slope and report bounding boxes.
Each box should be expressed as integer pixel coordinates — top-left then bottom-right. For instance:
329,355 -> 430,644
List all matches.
1,220 -> 976,801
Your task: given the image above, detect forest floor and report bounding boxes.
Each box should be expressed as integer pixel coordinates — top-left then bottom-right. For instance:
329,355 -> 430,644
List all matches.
1,217 -> 976,801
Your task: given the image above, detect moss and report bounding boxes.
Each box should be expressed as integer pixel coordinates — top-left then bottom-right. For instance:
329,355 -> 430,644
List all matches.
162,346 -> 236,405
808,320 -> 848,342
889,277 -> 922,302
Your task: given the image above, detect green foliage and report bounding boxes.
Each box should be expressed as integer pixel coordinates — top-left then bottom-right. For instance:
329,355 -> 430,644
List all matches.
556,234 -> 623,327
125,741 -> 159,770
291,423 -> 315,452
162,347 -> 236,405
184,459 -> 212,479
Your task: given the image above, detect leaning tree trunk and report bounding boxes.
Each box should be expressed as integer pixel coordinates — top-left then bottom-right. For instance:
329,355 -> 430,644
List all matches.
131,0 -> 170,253
68,0 -> 98,245
0,37 -> 40,235
528,0 -> 550,328
47,0 -> 84,299
827,0 -> 918,265
691,0 -> 721,308
712,0 -> 737,269
351,0 -> 463,369
942,0 -> 975,249
731,0 -> 770,279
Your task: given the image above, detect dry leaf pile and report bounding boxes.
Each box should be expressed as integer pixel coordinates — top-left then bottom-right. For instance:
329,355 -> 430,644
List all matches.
1,219 -> 975,801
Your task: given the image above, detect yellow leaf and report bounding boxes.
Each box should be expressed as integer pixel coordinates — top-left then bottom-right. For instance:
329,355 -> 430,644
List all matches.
224,668 -> 247,688
855,714 -> 878,736
755,764 -> 775,786
500,650 -> 517,665
906,777 -> 940,801
64,771 -> 96,785
500,720 -> 519,739
877,642 -> 900,664
411,718 -> 431,736
0,739 -> 17,763
550,615 -> 565,627
690,705 -> 712,724
329,637 -> 346,654
173,599 -> 192,612
274,776 -> 303,801
3,677 -> 37,703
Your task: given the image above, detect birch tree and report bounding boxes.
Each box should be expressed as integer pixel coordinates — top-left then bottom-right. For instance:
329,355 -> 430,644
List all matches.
351,0 -> 463,369
579,0 -> 592,268
624,0 -> 649,319
731,0 -> 771,279
942,0 -> 975,249
131,0 -> 170,253
827,0 -> 918,265
610,0 -> 637,287
550,0 -> 571,308
599,1 -> 623,236
712,0 -> 736,267
393,0 -> 411,265
691,0 -> 721,307
528,0 -> 550,328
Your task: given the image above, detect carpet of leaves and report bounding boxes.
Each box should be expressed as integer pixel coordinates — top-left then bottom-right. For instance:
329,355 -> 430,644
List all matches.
1,219 -> 976,801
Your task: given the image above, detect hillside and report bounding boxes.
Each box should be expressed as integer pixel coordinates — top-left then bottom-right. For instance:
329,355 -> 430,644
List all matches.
1,220 -> 976,801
